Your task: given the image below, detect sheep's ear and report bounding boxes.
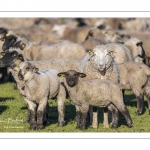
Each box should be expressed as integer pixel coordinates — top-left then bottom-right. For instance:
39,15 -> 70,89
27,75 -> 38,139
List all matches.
87,51 -> 94,56
108,51 -> 116,58
18,54 -> 24,62
6,33 -> 10,37
57,72 -> 65,78
33,67 -> 39,72
102,30 -> 106,34
0,52 -> 5,58
78,73 -> 86,78
20,43 -> 26,50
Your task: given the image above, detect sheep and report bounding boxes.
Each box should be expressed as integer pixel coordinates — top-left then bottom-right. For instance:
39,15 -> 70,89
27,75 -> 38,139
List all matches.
17,61 -> 66,130
87,46 -> 150,128
1,33 -> 86,60
0,47 -> 120,129
57,70 -> 133,129
124,38 -> 145,63
52,24 -> 90,43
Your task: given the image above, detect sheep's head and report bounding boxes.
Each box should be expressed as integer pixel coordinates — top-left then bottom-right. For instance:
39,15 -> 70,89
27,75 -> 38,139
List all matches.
0,27 -> 8,41
18,62 -> 39,81
0,48 -> 25,68
87,45 -> 114,72
58,70 -> 86,87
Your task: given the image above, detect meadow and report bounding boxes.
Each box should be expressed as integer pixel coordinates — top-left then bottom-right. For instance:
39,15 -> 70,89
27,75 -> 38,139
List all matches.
0,81 -> 150,133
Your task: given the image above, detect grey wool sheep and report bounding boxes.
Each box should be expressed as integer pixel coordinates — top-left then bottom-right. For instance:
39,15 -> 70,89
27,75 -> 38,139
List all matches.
1,31 -> 86,60
18,62 -> 66,129
124,38 -> 145,63
88,46 -> 150,128
57,70 -> 133,130
0,47 -> 120,128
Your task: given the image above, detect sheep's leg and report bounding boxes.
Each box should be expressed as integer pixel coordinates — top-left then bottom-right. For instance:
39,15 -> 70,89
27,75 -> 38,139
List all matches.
26,99 -> 37,130
132,88 -> 144,115
37,99 -> 48,130
79,105 -> 89,130
143,85 -> 150,114
75,105 -> 81,129
43,102 -> 49,126
92,106 -> 98,128
103,107 -> 109,128
56,84 -> 66,127
88,105 -> 93,124
108,104 -> 119,128
114,103 -> 133,128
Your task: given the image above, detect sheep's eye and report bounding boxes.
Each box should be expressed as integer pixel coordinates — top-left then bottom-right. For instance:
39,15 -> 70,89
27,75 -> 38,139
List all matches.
26,68 -> 29,71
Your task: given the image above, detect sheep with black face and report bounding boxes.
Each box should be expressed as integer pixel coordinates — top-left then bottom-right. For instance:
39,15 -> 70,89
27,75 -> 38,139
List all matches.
57,70 -> 133,130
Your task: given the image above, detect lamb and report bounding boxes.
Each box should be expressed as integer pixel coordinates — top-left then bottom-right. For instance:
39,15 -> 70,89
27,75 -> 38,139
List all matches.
17,61 -> 66,130
0,48 -> 66,127
57,70 -> 133,129
1,33 -> 86,60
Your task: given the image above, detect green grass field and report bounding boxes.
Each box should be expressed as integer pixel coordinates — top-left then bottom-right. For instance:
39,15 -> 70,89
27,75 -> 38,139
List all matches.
0,81 -> 150,132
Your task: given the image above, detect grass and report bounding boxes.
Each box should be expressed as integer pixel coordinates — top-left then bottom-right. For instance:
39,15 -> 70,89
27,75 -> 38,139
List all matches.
0,81 -> 150,133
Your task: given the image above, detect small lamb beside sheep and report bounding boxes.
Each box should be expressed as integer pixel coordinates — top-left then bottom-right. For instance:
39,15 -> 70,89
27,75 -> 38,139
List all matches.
57,70 -> 133,130
18,62 -> 66,130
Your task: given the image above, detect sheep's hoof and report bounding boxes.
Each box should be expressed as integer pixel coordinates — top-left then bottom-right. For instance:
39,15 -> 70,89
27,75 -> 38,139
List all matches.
58,121 -> 65,127
92,124 -> 98,129
79,126 -> 86,130
36,124 -> 44,130
29,123 -> 37,130
136,111 -> 142,115
127,123 -> 133,128
111,124 -> 117,129
103,123 -> 109,128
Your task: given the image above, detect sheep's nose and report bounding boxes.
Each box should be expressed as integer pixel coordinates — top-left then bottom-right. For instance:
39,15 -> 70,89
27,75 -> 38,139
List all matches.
2,45 -> 7,51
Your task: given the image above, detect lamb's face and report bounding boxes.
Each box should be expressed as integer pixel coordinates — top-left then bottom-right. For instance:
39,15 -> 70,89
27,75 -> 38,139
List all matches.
58,70 -> 86,87
89,45 -> 112,71
0,28 -> 8,41
18,62 -> 38,81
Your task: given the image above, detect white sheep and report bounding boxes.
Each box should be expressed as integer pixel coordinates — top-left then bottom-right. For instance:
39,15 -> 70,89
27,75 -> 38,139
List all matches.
18,62 -> 66,130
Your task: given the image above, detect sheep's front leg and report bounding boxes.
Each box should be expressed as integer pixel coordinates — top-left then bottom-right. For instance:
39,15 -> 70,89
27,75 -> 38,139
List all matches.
37,98 -> 48,130
103,107 -> 109,128
26,99 -> 37,130
92,106 -> 98,128
56,84 -> 66,127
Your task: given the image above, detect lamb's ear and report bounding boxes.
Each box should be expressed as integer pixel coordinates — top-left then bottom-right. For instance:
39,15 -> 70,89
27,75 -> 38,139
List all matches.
18,54 -> 25,62
33,67 -> 39,72
87,50 -> 94,56
78,73 -> 86,78
108,51 -> 116,58
57,72 -> 65,78
0,52 -> 6,58
19,43 -> 26,50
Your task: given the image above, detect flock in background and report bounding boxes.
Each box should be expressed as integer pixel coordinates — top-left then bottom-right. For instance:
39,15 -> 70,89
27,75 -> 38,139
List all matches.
0,18 -> 150,130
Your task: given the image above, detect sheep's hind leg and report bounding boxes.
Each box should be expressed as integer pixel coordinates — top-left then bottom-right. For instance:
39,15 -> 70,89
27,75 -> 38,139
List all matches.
37,99 -> 48,130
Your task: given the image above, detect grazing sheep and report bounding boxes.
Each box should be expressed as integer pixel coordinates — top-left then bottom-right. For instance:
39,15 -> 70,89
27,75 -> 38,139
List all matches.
18,62 -> 66,129
2,33 -> 86,60
57,70 -> 133,129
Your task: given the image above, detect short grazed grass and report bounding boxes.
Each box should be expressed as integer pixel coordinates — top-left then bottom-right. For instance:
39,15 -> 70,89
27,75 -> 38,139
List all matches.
0,82 -> 150,132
